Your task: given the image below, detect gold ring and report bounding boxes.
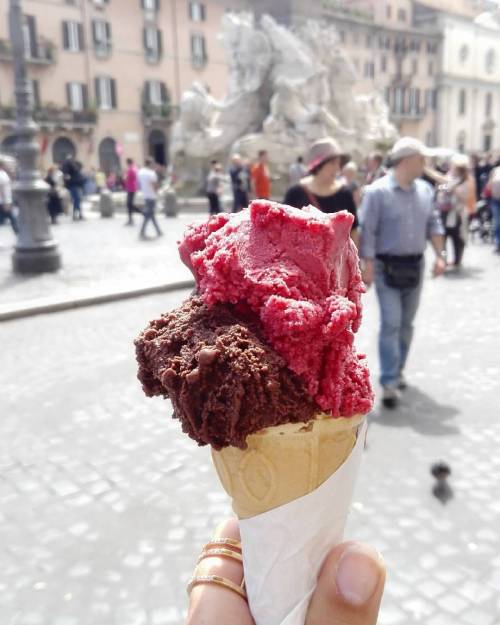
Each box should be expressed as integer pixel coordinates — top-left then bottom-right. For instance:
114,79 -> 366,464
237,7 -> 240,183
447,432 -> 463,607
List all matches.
197,547 -> 243,564
187,574 -> 247,600
204,538 -> 242,552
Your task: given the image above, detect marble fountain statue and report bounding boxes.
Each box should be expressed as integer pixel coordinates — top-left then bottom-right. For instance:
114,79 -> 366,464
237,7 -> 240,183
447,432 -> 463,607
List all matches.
170,13 -> 397,191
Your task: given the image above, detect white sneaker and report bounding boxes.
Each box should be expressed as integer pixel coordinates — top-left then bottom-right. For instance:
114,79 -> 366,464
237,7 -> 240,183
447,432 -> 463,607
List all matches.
382,385 -> 400,409
397,374 -> 407,390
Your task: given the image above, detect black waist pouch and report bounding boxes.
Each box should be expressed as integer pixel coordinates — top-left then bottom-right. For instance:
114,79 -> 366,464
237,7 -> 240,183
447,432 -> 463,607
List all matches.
378,254 -> 422,290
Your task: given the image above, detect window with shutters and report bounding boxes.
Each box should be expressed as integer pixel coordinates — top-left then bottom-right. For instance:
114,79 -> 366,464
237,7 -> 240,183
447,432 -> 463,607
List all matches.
146,80 -> 167,106
458,88 -> 466,116
30,79 -> 41,109
189,1 -> 206,22
381,55 -> 387,73
363,61 -> 375,79
485,92 -> 493,118
191,33 -> 207,67
485,49 -> 496,74
394,87 -> 403,114
144,27 -> 162,63
426,88 -> 437,111
92,19 -> 112,57
63,21 -> 84,52
22,15 -> 38,59
95,76 -> 116,110
67,82 -> 88,111
143,81 -> 169,118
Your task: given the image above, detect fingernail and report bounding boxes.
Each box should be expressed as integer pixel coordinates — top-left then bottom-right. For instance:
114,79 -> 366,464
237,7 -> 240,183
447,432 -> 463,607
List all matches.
335,543 -> 382,606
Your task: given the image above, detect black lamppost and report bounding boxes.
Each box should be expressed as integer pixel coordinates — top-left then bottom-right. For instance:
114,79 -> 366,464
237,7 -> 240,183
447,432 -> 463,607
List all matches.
9,0 -> 61,273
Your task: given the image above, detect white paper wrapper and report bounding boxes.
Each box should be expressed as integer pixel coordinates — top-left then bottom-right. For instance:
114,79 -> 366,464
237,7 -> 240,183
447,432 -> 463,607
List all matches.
239,419 -> 367,625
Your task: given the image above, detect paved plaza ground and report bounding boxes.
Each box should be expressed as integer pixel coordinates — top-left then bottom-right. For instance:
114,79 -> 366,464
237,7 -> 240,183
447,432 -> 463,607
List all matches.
1,229 -> 500,625
0,210 -> 198,309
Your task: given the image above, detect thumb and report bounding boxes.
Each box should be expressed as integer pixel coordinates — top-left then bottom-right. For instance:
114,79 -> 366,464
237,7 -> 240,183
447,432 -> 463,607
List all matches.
306,542 -> 386,625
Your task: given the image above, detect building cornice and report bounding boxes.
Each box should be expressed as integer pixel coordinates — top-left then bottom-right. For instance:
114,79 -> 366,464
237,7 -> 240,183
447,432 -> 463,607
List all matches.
436,72 -> 500,89
321,11 -> 442,40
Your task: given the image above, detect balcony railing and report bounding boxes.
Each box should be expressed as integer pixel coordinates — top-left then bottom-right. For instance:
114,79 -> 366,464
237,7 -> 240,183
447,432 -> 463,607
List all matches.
390,110 -> 426,121
191,53 -> 208,69
321,0 -> 374,21
0,37 -> 56,65
142,103 -> 171,123
0,105 -> 97,127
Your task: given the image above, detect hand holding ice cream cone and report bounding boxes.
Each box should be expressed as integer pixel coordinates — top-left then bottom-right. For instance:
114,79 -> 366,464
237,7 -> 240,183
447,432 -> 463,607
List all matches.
185,519 -> 385,625
135,200 -> 374,624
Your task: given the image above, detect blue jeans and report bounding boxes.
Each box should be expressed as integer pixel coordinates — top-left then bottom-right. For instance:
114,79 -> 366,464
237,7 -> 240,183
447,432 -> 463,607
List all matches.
140,198 -> 162,237
491,199 -> 500,249
0,204 -> 19,234
69,186 -> 82,220
374,259 -> 424,387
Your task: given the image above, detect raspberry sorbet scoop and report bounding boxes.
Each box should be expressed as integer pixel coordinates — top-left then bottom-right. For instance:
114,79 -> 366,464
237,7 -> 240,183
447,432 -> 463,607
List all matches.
178,201 -> 373,417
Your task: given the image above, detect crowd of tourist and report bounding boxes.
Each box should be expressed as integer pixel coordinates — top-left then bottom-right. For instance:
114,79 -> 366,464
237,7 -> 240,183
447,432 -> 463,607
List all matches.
197,136 -> 499,409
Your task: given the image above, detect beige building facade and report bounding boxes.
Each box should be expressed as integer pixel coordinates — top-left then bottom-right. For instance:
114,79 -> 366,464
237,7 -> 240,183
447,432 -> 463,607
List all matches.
0,0 -> 230,173
248,0 -> 493,147
305,0 -> 442,145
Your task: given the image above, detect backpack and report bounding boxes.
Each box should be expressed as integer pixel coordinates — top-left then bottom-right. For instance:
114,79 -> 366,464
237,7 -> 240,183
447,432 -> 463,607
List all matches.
490,167 -> 500,200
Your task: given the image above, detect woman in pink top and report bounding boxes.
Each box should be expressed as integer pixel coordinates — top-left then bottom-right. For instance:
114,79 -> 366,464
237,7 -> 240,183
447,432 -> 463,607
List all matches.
125,157 -> 140,225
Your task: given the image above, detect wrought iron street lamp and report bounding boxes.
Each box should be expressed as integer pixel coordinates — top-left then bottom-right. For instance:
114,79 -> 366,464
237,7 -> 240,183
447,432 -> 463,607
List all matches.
9,0 -> 61,273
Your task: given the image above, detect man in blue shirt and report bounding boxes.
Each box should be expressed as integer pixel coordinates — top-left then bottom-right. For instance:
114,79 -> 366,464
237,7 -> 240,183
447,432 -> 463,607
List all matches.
360,137 -> 446,408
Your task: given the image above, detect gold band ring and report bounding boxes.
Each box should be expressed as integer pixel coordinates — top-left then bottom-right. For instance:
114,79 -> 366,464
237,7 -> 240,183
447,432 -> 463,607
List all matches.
204,538 -> 242,552
187,574 -> 247,601
197,547 -> 243,564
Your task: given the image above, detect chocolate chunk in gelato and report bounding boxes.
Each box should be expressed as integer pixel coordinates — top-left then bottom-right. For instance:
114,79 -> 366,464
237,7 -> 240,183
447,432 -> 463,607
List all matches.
135,296 -> 319,450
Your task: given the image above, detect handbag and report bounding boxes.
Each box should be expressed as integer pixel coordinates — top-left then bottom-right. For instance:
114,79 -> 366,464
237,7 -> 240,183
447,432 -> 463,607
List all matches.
377,254 -> 422,290
436,185 -> 456,213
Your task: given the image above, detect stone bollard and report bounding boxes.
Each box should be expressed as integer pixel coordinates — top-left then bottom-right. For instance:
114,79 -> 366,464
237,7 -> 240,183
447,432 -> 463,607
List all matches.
163,188 -> 178,218
99,189 -> 114,218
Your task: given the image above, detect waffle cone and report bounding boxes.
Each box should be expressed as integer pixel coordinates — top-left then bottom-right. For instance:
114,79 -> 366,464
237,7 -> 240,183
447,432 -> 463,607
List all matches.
211,413 -> 365,519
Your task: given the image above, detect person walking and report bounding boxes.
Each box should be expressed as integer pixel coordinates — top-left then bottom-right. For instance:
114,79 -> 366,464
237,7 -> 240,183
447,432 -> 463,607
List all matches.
229,154 -> 250,213
359,137 -> 446,409
0,158 -> 19,234
487,163 -> 500,253
284,137 -> 359,246
426,154 -> 473,268
138,158 -> 163,240
124,158 -> 140,225
365,151 -> 386,185
206,160 -> 224,216
45,166 -> 63,225
341,161 -> 361,208
61,154 -> 84,221
251,150 -> 271,200
289,156 -> 307,186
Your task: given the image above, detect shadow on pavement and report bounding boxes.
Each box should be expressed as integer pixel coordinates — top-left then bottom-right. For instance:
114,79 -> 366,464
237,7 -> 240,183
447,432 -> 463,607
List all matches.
442,265 -> 484,280
369,385 -> 461,436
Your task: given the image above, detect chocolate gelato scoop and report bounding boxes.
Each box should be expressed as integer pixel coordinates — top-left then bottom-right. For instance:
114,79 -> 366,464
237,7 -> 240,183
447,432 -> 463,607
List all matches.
135,296 -> 319,449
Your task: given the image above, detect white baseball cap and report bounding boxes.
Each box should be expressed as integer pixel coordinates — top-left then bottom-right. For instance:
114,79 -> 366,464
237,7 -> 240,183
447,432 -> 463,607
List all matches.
389,137 -> 434,162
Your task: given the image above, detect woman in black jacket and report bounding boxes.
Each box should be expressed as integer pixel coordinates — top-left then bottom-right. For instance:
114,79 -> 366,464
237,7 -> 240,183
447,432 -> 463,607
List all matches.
45,166 -> 63,225
284,137 -> 359,247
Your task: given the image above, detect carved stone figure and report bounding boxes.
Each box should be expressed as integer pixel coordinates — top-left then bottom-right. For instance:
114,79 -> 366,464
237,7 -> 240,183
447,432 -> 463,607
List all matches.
170,13 -> 397,185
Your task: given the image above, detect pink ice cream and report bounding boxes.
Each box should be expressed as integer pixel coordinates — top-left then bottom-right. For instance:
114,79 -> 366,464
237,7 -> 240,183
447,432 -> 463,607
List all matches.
179,200 -> 373,417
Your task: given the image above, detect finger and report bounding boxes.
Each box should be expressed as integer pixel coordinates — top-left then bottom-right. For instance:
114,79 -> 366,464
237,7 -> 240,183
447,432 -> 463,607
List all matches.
306,541 -> 385,625
186,518 -> 254,625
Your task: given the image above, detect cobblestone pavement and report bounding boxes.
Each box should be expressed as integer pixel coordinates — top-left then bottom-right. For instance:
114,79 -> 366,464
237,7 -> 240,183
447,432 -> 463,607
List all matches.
1,241 -> 500,625
0,210 -> 202,307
